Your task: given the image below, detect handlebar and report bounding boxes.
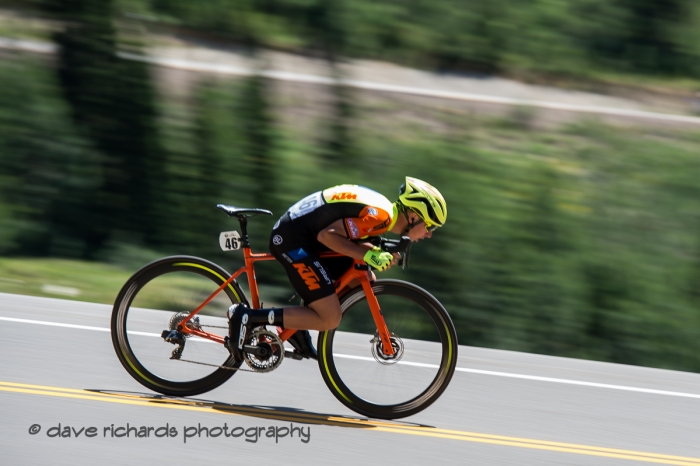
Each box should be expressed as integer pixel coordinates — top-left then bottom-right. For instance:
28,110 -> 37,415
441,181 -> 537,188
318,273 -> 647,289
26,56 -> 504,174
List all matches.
373,236 -> 412,271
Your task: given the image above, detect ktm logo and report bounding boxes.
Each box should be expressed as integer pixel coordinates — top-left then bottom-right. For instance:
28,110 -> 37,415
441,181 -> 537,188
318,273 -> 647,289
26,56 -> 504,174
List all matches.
331,192 -> 357,201
293,263 -> 321,290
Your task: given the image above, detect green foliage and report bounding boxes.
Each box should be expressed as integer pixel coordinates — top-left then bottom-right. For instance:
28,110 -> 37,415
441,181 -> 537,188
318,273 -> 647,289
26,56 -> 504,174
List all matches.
0,257 -> 133,304
320,82 -> 355,165
108,0 -> 700,78
238,75 -> 280,212
45,0 -> 166,257
0,58 -> 99,257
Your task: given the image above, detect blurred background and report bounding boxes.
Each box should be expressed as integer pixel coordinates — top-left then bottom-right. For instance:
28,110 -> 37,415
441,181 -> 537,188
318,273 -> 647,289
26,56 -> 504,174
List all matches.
1,0 -> 700,371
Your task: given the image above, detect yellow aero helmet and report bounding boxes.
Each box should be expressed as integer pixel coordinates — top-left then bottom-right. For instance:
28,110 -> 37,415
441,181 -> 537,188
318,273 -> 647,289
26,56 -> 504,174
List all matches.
398,177 -> 447,227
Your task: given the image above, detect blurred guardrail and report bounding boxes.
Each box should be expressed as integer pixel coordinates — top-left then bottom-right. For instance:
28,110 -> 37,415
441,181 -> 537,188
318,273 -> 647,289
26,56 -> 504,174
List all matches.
3,36 -> 700,127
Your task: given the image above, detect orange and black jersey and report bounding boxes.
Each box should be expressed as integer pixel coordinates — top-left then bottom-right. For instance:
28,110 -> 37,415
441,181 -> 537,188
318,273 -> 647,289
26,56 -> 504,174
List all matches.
269,185 -> 397,304
274,185 -> 397,240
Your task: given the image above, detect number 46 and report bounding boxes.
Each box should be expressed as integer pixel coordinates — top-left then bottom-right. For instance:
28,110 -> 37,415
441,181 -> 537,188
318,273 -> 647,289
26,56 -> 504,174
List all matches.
218,231 -> 241,251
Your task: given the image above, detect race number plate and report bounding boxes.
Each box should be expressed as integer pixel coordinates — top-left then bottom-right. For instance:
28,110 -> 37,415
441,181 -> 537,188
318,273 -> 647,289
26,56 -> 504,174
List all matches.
219,231 -> 241,251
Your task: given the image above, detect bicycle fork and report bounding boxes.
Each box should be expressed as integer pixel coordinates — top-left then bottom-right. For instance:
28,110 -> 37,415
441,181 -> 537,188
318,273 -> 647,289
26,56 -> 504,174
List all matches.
359,278 -> 396,357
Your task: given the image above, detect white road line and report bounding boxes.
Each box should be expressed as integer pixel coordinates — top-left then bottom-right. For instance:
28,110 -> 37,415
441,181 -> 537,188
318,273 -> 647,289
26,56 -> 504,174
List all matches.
454,368 -> 700,399
335,353 -> 439,369
1,316 -> 109,332
3,315 -> 700,400
0,316 -> 209,341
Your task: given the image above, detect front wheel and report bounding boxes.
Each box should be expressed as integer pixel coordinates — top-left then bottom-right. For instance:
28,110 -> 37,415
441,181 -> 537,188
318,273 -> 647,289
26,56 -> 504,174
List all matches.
317,279 -> 458,419
111,256 -> 247,397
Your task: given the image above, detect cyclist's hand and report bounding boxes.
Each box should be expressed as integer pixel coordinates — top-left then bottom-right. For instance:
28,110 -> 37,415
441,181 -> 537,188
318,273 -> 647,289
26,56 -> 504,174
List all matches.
363,247 -> 394,272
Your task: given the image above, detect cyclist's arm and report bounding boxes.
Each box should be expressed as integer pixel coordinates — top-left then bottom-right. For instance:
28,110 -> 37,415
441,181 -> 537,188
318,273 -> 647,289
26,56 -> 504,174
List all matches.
317,220 -> 400,265
317,219 -> 372,261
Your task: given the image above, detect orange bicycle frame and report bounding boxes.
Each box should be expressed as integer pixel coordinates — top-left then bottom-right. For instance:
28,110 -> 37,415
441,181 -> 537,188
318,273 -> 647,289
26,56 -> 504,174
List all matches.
176,246 -> 395,356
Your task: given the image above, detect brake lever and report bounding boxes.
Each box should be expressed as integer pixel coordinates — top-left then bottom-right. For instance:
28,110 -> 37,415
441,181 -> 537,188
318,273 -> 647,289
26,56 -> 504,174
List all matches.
395,236 -> 411,272
379,236 -> 412,271
403,242 -> 411,271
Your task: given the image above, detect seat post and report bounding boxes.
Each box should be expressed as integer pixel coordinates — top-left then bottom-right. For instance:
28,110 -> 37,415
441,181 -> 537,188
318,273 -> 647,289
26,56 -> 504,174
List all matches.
237,216 -> 251,248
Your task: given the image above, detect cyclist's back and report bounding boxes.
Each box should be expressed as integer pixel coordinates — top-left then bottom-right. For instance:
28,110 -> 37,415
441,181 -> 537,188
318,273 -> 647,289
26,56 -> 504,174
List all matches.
273,184 -> 395,242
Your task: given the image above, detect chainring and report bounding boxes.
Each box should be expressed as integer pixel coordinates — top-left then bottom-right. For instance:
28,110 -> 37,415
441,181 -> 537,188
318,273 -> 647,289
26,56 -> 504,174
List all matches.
243,328 -> 285,373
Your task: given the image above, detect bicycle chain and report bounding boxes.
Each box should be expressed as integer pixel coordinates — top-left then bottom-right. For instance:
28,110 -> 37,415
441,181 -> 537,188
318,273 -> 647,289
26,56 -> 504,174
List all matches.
173,320 -> 276,372
174,358 -> 259,373
174,327 -> 280,373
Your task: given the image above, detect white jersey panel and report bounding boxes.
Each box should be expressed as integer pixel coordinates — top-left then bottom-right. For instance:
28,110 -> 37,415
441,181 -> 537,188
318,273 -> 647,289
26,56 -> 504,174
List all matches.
322,185 -> 393,212
288,191 -> 324,220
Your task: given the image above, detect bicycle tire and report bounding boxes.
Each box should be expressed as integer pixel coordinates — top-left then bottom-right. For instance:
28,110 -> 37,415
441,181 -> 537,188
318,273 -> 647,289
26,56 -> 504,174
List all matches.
111,256 -> 248,397
317,279 -> 458,419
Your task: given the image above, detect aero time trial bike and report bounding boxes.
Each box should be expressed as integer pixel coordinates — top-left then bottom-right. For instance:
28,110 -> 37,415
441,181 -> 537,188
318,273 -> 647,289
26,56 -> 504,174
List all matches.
111,204 -> 458,419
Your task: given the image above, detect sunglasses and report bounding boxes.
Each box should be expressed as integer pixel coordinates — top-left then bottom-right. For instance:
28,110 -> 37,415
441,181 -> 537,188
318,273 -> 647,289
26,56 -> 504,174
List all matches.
424,223 -> 438,232
408,210 -> 439,232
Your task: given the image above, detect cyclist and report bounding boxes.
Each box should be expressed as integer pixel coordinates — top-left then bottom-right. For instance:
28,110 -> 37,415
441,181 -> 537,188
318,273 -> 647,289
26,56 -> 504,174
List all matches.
225,177 -> 447,361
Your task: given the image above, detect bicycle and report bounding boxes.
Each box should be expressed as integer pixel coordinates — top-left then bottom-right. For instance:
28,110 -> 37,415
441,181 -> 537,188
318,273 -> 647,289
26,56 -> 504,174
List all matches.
111,204 -> 458,419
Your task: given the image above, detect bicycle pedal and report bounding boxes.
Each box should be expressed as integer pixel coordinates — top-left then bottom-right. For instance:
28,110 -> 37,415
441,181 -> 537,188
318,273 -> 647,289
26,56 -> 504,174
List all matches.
285,350 -> 304,361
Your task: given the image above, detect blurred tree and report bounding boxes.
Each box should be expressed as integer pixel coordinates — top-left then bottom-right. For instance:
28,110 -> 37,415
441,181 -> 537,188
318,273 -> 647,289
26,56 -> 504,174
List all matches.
158,81 -> 228,256
237,74 -> 279,212
323,81 -> 355,165
306,0 -> 356,165
622,0 -> 690,74
573,0 -> 699,76
43,0 -> 166,257
0,59 -> 98,257
581,262 -> 646,364
306,0 -> 345,59
688,229 -> 700,304
129,0 -> 700,78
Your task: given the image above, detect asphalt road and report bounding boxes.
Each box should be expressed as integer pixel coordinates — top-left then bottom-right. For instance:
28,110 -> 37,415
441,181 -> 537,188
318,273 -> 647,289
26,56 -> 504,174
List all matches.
1,292 -> 700,465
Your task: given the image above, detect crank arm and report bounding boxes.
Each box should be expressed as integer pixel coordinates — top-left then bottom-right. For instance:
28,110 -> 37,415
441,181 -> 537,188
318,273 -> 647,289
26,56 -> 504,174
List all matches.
243,344 -> 270,358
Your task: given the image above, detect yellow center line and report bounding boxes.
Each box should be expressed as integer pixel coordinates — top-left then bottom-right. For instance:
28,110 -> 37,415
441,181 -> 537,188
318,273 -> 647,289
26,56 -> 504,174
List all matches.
2,380 -> 699,465
0,381 -> 373,428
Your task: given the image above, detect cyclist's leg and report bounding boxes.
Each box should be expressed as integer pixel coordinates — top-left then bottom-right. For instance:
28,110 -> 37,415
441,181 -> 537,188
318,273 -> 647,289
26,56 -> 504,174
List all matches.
285,293 -> 342,330
227,225 -> 341,360
269,249 -> 342,330
266,218 -> 346,331
272,254 -> 375,328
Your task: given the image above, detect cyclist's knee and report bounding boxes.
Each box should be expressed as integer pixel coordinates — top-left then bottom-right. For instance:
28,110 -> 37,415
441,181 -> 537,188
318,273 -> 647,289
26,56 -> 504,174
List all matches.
308,295 -> 342,330
328,307 -> 342,328
316,306 -> 341,330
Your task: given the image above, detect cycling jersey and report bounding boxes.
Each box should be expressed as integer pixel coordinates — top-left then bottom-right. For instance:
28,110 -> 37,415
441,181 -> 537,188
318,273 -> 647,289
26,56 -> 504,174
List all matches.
269,185 -> 397,304
278,185 -> 396,239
